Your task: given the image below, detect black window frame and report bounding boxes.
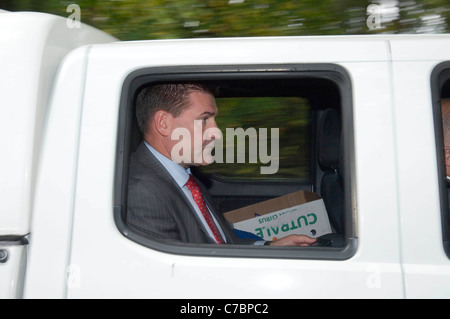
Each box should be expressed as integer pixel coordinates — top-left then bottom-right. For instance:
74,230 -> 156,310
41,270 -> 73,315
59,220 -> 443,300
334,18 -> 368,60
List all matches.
431,61 -> 450,259
114,64 -> 358,260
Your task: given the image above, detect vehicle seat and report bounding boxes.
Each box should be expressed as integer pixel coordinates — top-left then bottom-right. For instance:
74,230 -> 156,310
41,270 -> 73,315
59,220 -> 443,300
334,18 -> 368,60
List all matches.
317,108 -> 345,234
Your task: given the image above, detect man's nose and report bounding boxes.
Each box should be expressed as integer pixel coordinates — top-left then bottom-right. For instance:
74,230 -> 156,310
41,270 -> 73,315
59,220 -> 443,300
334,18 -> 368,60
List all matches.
210,117 -> 218,128
206,120 -> 222,140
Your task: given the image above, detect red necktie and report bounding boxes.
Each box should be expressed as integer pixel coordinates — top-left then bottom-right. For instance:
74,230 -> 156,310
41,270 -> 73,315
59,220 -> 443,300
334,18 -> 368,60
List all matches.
185,175 -> 225,244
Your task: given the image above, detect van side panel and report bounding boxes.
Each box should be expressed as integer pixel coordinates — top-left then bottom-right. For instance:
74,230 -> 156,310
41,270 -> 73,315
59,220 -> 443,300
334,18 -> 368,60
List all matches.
64,39 -> 404,298
390,44 -> 450,298
24,47 -> 91,299
0,12 -> 116,237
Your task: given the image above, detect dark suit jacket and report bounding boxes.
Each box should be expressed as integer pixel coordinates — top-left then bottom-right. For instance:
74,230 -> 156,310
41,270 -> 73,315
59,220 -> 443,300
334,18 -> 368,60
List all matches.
127,142 -> 253,245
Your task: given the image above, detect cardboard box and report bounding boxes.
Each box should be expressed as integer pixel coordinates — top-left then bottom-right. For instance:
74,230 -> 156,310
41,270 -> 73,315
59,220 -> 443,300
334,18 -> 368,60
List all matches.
224,191 -> 332,241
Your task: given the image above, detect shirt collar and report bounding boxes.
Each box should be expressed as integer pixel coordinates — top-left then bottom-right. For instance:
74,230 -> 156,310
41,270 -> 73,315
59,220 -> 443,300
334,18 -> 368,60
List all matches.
144,142 -> 191,188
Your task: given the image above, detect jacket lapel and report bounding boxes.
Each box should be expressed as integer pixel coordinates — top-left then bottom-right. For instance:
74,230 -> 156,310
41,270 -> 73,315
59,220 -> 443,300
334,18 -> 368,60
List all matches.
136,143 -> 215,244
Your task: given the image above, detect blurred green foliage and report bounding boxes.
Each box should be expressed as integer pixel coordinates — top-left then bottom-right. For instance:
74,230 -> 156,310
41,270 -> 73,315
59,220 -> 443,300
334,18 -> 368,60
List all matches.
2,0 -> 449,179
202,97 -> 311,179
1,0 -> 450,40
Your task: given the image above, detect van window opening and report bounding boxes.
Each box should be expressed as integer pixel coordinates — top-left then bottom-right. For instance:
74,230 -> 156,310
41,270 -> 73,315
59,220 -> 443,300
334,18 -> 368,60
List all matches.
114,65 -> 357,260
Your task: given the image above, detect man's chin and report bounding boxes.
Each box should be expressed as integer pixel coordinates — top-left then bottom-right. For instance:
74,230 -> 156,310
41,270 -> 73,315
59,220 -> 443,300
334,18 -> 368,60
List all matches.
174,147 -> 215,167
177,157 -> 214,168
187,160 -> 213,168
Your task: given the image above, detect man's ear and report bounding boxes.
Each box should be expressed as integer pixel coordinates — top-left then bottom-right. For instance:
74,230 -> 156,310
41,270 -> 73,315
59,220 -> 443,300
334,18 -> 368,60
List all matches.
153,110 -> 172,137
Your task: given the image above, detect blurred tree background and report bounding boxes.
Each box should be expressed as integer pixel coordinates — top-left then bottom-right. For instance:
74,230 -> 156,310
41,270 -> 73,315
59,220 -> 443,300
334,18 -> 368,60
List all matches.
1,0 -> 449,40
2,0 -> 449,179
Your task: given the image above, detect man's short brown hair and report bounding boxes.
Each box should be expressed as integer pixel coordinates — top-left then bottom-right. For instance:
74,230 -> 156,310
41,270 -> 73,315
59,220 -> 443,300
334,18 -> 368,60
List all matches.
136,83 -> 214,136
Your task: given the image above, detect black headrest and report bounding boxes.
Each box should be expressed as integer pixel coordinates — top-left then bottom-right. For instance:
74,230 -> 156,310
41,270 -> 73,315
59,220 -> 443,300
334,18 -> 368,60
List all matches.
317,108 -> 341,171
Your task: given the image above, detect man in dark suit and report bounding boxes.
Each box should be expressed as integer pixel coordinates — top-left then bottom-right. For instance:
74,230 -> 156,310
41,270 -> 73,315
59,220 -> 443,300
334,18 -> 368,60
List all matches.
127,83 -> 316,246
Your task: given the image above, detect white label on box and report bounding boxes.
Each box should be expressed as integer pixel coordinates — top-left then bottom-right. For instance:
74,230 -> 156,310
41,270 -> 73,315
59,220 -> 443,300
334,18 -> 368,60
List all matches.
233,199 -> 332,240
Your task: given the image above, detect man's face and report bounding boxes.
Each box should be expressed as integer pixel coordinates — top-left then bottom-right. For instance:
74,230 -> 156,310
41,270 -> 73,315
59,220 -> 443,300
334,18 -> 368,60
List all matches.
169,91 -> 221,167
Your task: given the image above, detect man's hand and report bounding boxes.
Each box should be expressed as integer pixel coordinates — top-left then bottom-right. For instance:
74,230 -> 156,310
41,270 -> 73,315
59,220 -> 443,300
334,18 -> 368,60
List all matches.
269,235 -> 317,247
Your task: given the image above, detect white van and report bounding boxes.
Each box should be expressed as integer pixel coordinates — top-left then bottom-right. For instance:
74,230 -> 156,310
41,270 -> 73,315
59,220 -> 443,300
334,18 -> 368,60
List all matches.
1,11 -> 450,299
